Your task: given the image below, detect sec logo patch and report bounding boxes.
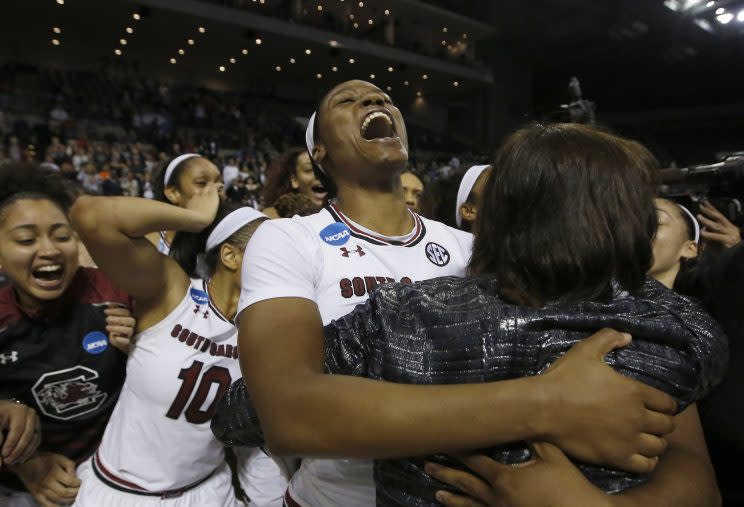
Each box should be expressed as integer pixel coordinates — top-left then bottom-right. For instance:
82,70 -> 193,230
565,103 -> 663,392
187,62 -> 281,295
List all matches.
425,242 -> 450,267
320,223 -> 351,246
82,331 -> 108,355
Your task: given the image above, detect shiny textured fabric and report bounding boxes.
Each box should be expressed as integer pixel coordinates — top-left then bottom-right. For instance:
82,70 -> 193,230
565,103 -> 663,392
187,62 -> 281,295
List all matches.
212,276 -> 728,506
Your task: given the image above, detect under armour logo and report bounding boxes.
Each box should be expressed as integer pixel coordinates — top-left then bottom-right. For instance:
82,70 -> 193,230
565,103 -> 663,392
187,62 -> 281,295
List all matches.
340,245 -> 365,257
193,306 -> 210,319
0,351 -> 19,365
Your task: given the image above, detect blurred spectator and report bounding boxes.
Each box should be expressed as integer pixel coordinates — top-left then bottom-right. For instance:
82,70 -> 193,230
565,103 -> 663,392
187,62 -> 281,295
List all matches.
400,171 -> 425,214
223,157 -> 240,188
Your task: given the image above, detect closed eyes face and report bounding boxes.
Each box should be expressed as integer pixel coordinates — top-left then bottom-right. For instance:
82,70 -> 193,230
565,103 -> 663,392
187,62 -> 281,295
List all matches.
317,80 -> 409,176
649,198 -> 697,278
0,199 -> 80,311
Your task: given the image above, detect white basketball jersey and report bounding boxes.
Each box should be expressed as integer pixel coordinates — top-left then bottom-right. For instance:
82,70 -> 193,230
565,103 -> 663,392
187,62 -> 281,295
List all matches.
96,279 -> 240,492
157,231 -> 171,256
239,204 -> 473,507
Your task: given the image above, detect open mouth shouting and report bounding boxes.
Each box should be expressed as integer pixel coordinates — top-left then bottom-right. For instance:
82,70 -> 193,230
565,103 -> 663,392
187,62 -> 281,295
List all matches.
31,263 -> 66,290
360,110 -> 399,143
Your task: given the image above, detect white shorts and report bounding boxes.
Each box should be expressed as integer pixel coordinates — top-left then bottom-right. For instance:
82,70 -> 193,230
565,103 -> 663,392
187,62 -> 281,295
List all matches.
234,448 -> 288,507
73,458 -> 241,507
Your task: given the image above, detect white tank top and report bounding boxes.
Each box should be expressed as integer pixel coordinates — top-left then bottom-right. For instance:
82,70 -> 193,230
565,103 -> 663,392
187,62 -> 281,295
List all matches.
239,205 -> 473,506
96,279 -> 240,491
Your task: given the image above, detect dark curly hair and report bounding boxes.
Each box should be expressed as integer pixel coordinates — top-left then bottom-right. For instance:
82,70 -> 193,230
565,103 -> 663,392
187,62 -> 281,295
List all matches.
0,163 -> 77,221
261,148 -> 306,208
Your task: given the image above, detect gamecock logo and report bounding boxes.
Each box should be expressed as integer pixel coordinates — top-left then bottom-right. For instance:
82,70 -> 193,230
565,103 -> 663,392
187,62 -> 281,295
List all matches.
32,366 -> 107,420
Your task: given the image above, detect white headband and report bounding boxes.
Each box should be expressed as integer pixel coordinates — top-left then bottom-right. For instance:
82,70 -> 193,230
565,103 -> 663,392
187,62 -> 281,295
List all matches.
305,112 -> 325,174
164,153 -> 200,186
455,165 -> 490,228
677,204 -> 701,244
205,207 -> 266,252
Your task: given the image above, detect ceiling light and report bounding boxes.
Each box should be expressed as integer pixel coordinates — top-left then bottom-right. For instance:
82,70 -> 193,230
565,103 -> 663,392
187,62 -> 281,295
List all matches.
51,39 -> 60,45
317,4 -> 323,11
290,58 -> 296,63
463,33 -> 468,39
353,22 -> 359,28
120,38 -> 127,45
453,81 -> 459,86
188,39 -> 195,45
114,49 -> 122,55
349,58 -> 355,63
170,58 -> 177,64
404,80 -> 409,85
442,40 -> 446,45
126,27 -> 134,34
56,0 -> 64,4
442,27 -> 448,32
706,1 -> 715,6
242,49 -> 248,54
718,12 -> 734,22
384,9 -> 390,15
349,14 -> 355,19
276,66 -> 282,71
386,86 -> 392,91
368,19 -> 374,25
255,38 -> 262,45
133,12 -> 141,20
305,48 -> 312,54
388,66 -> 393,72
219,65 -> 226,72
53,27 -> 61,34
737,9 -> 744,20
332,66 -> 338,71
198,27 -> 206,33
370,73 -> 375,79
178,49 -> 185,55
329,40 -> 340,47
416,91 -> 422,97
229,57 -> 236,63
358,1 -> 364,6
422,74 -> 428,79
316,73 -> 323,79
716,7 -> 724,14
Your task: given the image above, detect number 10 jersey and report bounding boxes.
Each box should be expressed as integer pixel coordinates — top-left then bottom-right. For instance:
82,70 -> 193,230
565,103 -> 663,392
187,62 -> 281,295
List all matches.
95,279 -> 240,492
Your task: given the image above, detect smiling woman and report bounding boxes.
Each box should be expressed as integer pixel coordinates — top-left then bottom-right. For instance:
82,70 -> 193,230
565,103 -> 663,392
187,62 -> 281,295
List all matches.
0,163 -> 130,507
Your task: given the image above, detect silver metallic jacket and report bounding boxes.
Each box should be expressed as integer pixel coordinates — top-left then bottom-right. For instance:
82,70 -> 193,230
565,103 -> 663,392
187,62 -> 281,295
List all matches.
212,276 -> 728,506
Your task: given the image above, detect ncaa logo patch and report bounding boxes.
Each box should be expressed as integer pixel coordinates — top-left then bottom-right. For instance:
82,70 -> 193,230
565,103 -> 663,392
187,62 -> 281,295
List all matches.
425,242 -> 450,267
190,288 -> 209,305
82,331 -> 108,355
319,223 -> 351,246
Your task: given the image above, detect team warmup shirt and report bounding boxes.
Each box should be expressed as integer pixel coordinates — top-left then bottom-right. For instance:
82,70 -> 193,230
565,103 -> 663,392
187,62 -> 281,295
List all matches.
93,279 -> 241,493
238,203 -> 472,507
0,268 -> 129,483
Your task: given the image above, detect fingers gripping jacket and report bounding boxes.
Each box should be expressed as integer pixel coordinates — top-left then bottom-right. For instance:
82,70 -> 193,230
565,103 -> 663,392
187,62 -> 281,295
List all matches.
212,276 -> 728,506
211,380 -> 265,448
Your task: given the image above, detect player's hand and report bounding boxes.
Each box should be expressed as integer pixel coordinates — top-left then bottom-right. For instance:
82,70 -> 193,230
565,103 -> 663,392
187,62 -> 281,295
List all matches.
13,452 -> 81,507
698,200 -> 742,248
0,399 -> 41,466
425,444 -> 613,507
537,329 -> 676,474
105,304 -> 136,354
184,182 -> 220,230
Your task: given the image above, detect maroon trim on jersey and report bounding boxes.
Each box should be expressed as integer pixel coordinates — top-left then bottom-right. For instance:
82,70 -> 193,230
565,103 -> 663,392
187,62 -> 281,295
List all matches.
159,231 -> 172,249
0,268 -> 131,327
92,450 -> 216,498
202,280 -> 230,323
284,489 -> 305,507
326,204 -> 426,248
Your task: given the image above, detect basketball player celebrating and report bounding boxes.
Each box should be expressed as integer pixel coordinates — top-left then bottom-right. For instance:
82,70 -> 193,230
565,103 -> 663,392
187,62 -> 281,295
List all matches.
70,188 -> 266,506
148,154 -> 224,255
231,80 -> 676,506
